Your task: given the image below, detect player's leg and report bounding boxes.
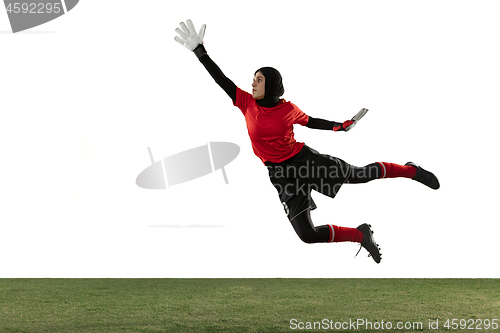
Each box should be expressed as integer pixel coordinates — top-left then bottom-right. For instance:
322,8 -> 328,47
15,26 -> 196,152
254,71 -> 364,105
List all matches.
346,162 -> 440,189
290,209 -> 363,244
294,146 -> 432,196
346,162 -> 414,183
291,210 -> 381,263
289,209 -> 330,243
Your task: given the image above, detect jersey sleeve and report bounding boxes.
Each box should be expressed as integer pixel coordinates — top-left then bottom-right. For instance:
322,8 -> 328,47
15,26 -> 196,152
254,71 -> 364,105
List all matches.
196,45 -> 237,102
291,103 -> 310,126
306,117 -> 342,131
233,87 -> 254,115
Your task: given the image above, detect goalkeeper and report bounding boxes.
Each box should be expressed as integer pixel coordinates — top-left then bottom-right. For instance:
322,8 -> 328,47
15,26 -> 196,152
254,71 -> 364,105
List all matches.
174,20 -> 440,264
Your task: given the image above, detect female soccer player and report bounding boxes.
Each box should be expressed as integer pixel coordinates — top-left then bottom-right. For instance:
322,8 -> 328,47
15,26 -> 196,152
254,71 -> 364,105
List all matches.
174,20 -> 439,264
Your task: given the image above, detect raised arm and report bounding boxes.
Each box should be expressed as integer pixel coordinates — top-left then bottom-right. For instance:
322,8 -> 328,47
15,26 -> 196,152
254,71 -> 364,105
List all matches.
306,108 -> 369,132
174,19 -> 237,102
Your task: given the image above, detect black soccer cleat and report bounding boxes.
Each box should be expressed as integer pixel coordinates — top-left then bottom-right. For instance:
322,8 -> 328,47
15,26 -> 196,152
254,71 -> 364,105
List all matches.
355,223 -> 381,264
405,162 -> 440,190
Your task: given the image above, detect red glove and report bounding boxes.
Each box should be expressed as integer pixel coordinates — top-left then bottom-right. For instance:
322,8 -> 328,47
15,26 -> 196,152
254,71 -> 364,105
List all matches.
333,108 -> 369,132
333,120 -> 354,132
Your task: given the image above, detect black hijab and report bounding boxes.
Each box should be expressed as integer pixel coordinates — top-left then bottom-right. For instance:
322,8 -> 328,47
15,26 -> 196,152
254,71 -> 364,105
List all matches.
254,67 -> 284,108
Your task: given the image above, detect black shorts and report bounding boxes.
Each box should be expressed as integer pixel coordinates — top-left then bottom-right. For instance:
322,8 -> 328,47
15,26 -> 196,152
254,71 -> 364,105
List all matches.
266,145 -> 353,221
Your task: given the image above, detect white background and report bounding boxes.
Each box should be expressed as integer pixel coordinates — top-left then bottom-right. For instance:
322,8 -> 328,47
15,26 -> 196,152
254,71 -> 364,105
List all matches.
1,0 -> 499,278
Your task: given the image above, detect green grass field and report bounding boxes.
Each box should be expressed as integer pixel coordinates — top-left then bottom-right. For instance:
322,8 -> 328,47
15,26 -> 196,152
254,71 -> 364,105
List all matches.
1,279 -> 499,332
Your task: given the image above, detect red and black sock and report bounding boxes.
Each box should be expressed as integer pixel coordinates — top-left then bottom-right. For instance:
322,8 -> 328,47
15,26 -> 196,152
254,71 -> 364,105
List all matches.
377,162 -> 416,179
327,225 -> 364,243
291,212 -> 365,244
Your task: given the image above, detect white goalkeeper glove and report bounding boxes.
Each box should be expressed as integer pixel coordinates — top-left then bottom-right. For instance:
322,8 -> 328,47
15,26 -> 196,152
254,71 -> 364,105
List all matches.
344,108 -> 369,132
174,19 -> 206,51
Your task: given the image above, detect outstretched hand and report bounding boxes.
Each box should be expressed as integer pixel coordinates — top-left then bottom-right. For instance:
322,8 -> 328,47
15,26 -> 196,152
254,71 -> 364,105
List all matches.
344,108 -> 369,132
174,19 -> 206,51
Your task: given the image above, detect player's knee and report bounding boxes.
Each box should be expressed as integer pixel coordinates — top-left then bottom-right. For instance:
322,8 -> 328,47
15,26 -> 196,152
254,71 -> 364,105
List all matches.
300,237 -> 316,244
298,231 -> 319,244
